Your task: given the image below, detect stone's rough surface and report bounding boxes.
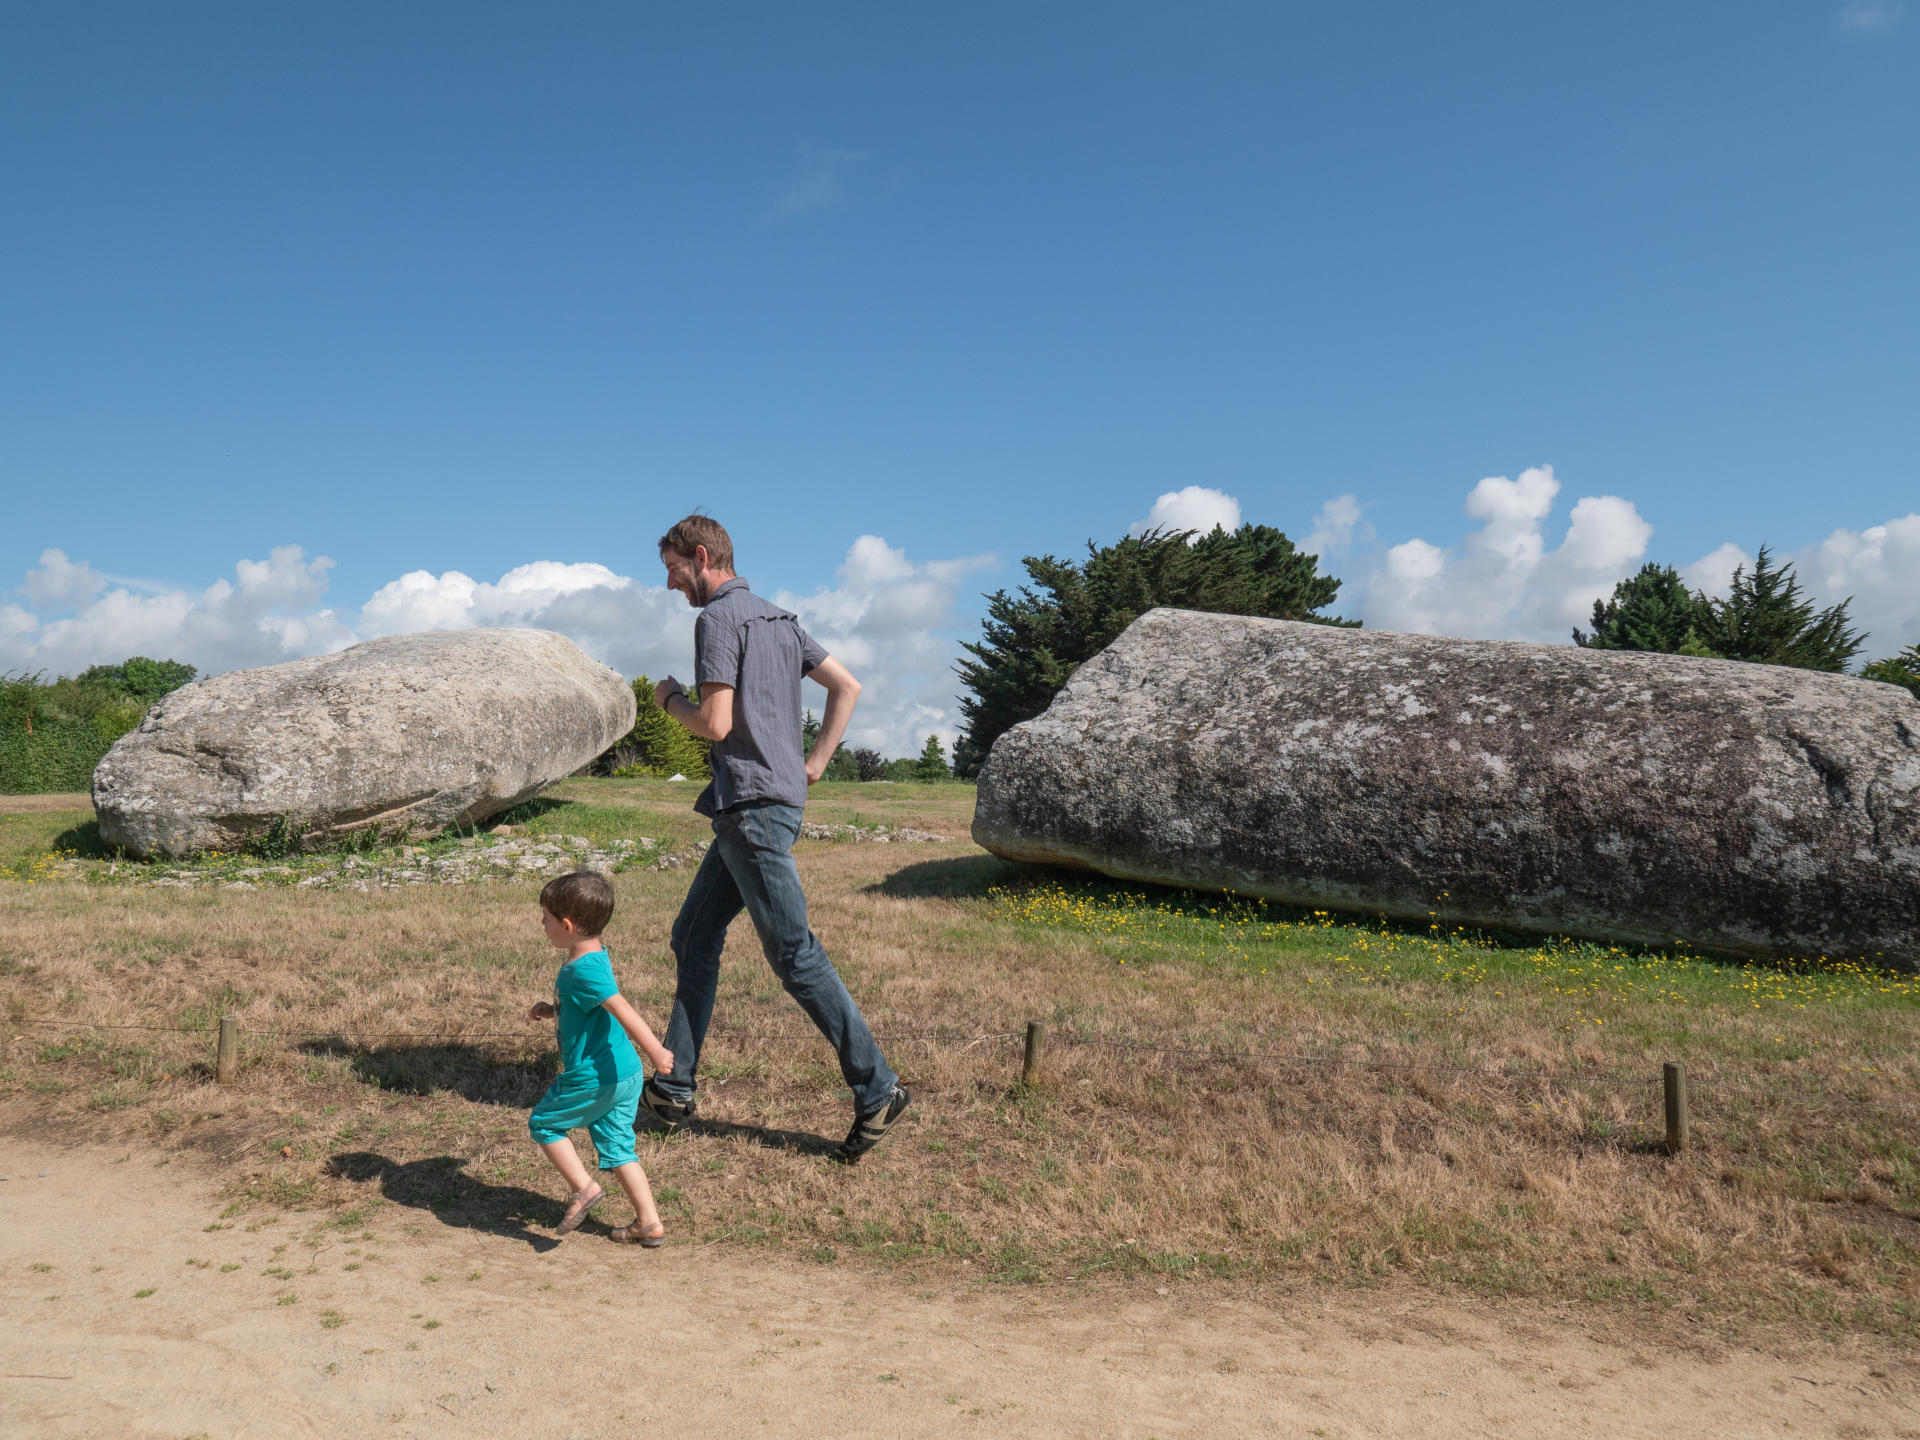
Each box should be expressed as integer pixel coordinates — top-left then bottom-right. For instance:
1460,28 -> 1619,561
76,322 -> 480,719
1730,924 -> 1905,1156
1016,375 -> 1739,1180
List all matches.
94,630 -> 636,858
974,608 -> 1920,970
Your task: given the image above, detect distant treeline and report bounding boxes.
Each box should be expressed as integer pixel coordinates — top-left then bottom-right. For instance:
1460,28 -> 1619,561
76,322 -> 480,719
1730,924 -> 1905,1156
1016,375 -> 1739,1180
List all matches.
0,658 -> 197,794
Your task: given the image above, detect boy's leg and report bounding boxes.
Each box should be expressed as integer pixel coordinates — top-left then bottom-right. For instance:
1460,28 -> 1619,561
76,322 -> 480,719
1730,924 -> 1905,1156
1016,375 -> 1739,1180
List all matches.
713,804 -> 899,1116
592,1075 -> 664,1239
530,1083 -> 606,1231
651,839 -> 745,1108
606,1163 -> 663,1238
538,1138 -> 596,1194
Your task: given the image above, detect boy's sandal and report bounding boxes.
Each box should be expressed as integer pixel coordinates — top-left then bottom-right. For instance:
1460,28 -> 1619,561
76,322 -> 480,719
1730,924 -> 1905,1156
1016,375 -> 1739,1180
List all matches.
556,1184 -> 605,1236
610,1221 -> 667,1249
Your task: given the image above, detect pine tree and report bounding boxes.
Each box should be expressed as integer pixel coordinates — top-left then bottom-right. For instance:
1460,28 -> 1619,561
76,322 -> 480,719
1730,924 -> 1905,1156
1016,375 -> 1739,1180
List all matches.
953,523 -> 1350,775
1695,547 -> 1864,672
606,676 -> 711,778
1573,564 -> 1711,653
1861,644 -> 1920,700
913,733 -> 950,781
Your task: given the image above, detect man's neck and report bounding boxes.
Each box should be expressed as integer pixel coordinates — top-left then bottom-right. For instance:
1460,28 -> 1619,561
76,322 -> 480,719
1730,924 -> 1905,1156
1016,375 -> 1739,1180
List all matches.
696,570 -> 739,605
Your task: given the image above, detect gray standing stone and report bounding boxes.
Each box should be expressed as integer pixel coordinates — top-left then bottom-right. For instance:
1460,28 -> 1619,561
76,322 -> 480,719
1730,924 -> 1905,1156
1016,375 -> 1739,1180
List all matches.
973,608 -> 1920,971
94,629 -> 635,858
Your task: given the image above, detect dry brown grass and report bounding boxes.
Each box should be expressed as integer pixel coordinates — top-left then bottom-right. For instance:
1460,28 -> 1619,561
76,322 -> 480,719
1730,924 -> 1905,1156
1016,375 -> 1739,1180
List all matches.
2,778 -> 1915,1342
0,791 -> 93,813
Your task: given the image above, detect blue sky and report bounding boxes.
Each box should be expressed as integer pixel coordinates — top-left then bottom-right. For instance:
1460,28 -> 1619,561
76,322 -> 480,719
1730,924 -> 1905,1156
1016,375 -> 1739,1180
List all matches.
4,3 -> 1916,751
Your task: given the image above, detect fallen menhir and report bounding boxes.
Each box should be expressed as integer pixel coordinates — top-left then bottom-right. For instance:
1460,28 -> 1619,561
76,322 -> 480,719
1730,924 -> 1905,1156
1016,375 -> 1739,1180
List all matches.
94,629 -> 635,859
972,608 -> 1920,972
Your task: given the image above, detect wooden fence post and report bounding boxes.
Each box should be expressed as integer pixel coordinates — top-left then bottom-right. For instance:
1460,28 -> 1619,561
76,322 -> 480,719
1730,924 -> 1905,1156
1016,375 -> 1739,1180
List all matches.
1663,1061 -> 1688,1154
217,1014 -> 238,1085
1022,1020 -> 1046,1087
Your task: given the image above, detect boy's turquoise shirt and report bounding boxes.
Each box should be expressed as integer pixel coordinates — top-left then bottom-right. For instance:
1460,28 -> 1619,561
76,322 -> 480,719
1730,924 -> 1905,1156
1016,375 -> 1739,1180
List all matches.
552,949 -> 641,1090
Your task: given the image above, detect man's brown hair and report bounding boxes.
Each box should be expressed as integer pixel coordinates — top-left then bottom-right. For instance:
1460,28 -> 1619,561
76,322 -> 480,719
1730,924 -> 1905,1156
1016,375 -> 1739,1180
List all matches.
658,515 -> 734,573
539,871 -> 615,936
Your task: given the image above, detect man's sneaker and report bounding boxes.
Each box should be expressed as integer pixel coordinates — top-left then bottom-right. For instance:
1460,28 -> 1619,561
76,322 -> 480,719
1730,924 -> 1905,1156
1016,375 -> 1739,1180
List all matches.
635,1081 -> 696,1132
838,1085 -> 911,1163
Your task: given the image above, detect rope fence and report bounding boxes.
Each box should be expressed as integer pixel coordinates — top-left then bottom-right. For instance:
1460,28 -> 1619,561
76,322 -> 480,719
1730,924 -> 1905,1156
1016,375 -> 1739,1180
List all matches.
9,1012 -> 1914,1142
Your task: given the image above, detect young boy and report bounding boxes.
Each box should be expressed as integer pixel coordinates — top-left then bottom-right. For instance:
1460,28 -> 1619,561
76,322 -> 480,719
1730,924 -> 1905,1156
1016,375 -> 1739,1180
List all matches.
527,871 -> 675,1245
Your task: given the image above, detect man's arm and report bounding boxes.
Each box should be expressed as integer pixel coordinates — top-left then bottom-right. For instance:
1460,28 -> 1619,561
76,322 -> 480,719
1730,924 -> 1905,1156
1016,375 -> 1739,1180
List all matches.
655,678 -> 733,743
804,656 -> 861,784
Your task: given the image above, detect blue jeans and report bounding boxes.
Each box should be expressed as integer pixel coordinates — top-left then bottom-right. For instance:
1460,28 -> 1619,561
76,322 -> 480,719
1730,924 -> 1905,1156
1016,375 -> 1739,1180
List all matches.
656,802 -> 898,1116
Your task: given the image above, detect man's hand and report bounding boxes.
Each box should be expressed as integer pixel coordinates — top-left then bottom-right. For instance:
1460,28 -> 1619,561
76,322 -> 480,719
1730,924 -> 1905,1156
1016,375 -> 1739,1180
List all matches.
653,676 -> 685,712
805,750 -> 829,786
528,1001 -> 556,1022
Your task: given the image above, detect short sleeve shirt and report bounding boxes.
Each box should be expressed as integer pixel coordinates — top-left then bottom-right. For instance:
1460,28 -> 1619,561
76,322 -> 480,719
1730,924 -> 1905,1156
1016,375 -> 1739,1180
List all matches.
693,578 -> 828,817
552,949 -> 640,1089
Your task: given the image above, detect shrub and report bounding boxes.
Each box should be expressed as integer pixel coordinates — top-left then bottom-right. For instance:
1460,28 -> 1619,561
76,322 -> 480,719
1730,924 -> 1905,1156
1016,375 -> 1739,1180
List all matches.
0,660 -> 194,795
1861,644 -> 1920,700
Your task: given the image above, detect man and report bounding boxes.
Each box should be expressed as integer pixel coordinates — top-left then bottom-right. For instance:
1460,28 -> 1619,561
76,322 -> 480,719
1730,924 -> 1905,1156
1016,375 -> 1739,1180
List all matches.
639,514 -> 910,1161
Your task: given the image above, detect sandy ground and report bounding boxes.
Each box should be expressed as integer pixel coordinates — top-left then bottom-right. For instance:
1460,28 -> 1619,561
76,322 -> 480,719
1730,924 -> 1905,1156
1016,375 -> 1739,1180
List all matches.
1,1141 -> 1912,1440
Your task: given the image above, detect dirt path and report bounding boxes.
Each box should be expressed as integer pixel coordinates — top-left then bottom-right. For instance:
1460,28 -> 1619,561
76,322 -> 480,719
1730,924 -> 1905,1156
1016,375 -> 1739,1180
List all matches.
0,1141 -> 1910,1439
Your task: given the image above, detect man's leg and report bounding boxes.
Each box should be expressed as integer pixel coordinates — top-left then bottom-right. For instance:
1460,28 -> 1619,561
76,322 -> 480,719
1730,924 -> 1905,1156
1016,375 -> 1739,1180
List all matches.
713,804 -> 899,1117
650,838 -> 744,1109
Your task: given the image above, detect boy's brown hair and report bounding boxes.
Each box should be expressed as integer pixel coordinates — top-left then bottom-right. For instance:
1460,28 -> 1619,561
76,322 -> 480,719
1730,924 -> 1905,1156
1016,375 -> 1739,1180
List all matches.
658,514 -> 733,573
540,871 -> 615,936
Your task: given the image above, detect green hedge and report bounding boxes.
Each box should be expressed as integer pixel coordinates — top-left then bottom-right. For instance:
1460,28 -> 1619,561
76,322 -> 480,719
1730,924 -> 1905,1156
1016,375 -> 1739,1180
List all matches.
0,720 -> 113,794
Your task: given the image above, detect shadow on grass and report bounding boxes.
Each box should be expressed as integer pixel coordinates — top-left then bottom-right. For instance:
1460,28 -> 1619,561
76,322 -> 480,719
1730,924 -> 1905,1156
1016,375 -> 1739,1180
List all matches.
326,1151 -> 562,1252
868,854 -> 1026,900
52,819 -> 124,859
653,1112 -> 848,1161
486,794 -> 575,827
300,1039 -> 556,1107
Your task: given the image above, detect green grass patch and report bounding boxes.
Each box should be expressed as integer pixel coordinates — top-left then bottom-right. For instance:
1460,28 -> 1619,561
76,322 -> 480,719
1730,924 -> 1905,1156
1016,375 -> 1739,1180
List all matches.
986,878 -> 1919,1020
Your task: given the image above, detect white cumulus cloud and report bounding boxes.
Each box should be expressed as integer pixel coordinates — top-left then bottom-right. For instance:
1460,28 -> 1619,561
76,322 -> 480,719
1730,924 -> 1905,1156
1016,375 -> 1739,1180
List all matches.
1788,514 -> 1920,658
21,549 -> 111,606
1303,494 -> 1373,560
775,537 -> 998,758
1359,466 -> 1654,642
3,546 -> 352,679
1128,486 -> 1242,541
1346,472 -> 1920,660
1680,542 -> 1751,600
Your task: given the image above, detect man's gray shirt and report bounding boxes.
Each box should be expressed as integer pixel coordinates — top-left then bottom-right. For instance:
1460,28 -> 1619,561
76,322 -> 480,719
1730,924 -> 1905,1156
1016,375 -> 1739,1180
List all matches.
692,578 -> 828,818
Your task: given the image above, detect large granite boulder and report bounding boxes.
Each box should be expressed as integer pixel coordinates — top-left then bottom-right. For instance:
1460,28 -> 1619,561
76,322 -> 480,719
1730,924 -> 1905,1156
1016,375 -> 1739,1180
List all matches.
94,629 -> 636,858
973,608 -> 1920,971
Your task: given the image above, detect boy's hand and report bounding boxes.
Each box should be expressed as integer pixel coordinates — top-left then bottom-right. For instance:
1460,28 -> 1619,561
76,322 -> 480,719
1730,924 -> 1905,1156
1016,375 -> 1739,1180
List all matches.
528,1001 -> 556,1022
651,1048 -> 674,1076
